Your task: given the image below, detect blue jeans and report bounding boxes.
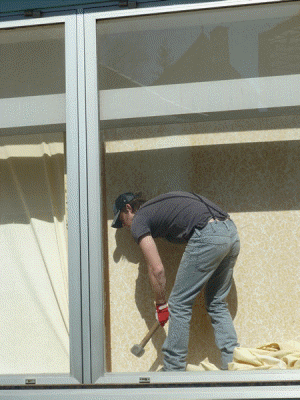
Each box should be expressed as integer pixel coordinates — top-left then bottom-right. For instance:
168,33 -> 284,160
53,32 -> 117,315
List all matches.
162,219 -> 240,371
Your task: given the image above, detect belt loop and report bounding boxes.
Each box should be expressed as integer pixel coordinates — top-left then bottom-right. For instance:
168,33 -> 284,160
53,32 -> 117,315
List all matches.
211,221 -> 216,232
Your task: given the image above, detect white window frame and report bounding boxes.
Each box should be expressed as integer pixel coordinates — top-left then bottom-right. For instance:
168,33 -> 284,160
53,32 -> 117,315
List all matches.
0,11 -> 84,385
84,0 -> 300,390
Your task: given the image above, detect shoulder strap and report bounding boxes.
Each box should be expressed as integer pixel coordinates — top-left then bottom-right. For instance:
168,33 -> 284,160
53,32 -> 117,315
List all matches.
192,192 -> 227,219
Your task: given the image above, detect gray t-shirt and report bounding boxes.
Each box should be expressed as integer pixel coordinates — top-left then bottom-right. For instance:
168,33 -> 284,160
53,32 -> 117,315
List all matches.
131,191 -> 228,244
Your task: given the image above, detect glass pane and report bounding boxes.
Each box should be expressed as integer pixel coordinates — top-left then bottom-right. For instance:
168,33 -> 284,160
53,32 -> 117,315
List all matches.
98,4 -> 300,91
0,24 -> 65,99
0,24 -> 69,375
97,3 -> 300,374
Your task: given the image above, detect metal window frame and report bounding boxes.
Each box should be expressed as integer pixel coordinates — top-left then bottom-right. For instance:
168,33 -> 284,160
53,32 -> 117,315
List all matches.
0,11 -> 83,385
84,0 -> 300,388
2,385 -> 300,399
1,0 -> 300,397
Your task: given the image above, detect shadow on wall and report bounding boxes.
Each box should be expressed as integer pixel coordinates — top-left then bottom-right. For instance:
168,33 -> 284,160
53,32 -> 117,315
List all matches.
0,154 -> 66,225
113,230 -> 169,371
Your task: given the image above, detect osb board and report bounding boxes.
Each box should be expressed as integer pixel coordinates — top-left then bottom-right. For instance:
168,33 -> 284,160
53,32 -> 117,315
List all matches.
103,115 -> 300,372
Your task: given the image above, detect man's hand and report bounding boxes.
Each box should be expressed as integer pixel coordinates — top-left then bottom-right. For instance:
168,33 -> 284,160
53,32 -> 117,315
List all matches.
156,302 -> 169,326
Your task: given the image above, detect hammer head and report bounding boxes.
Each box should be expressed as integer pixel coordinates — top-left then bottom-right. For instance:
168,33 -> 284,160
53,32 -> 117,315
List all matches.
131,344 -> 145,357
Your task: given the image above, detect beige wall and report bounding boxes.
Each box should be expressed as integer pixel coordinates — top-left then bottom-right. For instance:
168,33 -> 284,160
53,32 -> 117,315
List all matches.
104,114 -> 300,372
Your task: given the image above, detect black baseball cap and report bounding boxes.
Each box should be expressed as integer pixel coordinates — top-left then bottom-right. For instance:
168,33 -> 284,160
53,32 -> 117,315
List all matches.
112,192 -> 139,228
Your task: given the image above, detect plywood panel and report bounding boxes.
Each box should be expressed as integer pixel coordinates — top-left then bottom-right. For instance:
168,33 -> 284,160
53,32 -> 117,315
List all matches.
104,114 -> 300,372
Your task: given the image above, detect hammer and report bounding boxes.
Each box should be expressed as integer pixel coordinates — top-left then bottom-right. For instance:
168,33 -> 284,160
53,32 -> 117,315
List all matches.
131,320 -> 161,357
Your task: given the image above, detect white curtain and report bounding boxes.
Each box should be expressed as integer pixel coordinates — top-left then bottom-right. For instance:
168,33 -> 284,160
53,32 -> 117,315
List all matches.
0,132 -> 69,374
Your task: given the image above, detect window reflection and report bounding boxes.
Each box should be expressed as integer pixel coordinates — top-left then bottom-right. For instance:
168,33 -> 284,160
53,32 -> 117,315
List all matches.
97,6 -> 300,90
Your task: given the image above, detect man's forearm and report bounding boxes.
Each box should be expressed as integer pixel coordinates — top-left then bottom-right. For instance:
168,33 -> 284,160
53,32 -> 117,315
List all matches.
139,234 -> 167,304
147,264 -> 166,304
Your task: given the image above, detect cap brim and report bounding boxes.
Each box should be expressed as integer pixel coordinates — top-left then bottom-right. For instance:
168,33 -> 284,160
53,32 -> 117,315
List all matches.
111,210 -> 123,228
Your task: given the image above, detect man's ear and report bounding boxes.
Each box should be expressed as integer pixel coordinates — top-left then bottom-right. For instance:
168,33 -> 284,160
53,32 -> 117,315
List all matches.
125,203 -> 133,213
